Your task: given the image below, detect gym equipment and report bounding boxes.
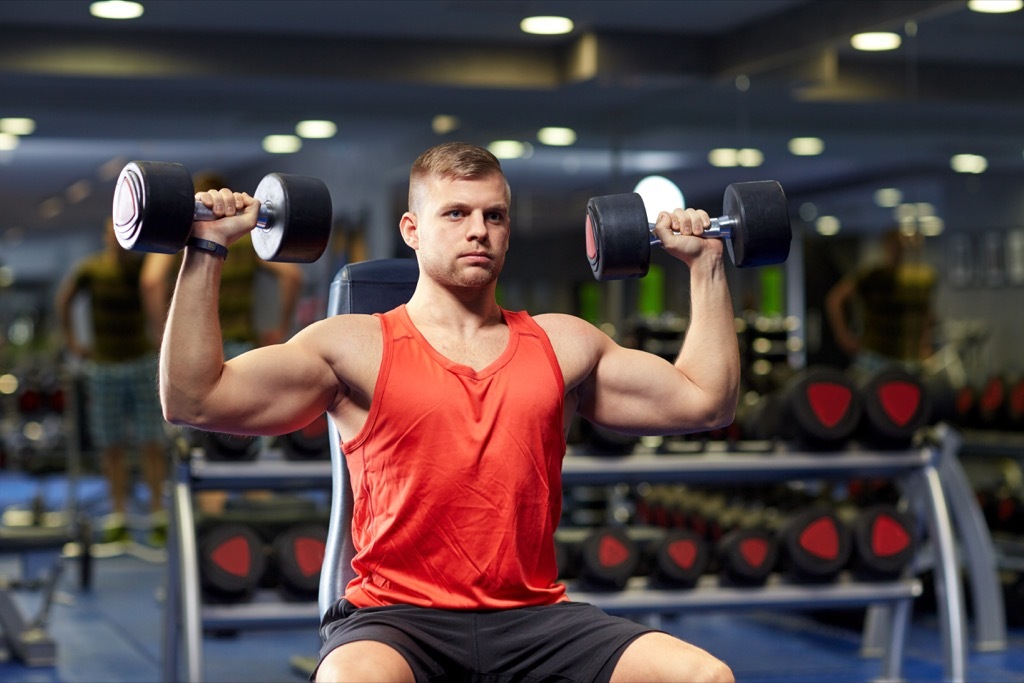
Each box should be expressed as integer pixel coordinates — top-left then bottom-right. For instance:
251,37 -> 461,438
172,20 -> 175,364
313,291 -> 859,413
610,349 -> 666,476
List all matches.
584,180 -> 791,280
319,259 -> 420,620
849,504 -> 916,580
195,431 -> 260,461
271,523 -> 327,600
648,528 -> 709,588
569,528 -> 638,589
777,506 -> 851,583
197,523 -> 267,602
280,414 -> 330,461
857,367 -> 931,447
715,526 -> 778,586
112,160 -> 333,263
743,366 -> 862,450
0,532 -> 68,666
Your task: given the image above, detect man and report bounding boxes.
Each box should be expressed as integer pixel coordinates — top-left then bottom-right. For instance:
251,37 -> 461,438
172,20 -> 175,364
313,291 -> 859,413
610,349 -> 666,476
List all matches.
158,143 -> 737,682
56,220 -> 167,543
826,227 -> 936,374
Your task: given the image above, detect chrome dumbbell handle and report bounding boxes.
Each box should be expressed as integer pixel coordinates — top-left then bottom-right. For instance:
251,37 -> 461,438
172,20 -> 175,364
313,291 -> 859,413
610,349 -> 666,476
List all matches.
647,215 -> 737,247
192,200 -> 274,231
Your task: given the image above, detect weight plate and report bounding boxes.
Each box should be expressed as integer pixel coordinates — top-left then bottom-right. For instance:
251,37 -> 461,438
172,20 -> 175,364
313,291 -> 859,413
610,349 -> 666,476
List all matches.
724,180 -> 792,268
585,193 -> 650,281
252,173 -> 333,263
112,161 -> 196,253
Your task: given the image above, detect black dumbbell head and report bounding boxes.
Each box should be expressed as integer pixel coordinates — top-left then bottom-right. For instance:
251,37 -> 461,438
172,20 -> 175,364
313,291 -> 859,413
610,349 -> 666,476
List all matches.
585,192 -> 650,281
252,173 -> 333,263
724,180 -> 792,268
113,161 -> 197,253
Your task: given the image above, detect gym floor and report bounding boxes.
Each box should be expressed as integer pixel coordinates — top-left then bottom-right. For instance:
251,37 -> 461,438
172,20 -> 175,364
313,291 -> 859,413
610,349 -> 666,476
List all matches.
2,472 -> 1024,682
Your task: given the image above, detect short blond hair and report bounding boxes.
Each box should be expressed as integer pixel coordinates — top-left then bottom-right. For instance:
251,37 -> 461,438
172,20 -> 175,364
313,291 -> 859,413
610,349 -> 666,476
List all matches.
408,142 -> 509,212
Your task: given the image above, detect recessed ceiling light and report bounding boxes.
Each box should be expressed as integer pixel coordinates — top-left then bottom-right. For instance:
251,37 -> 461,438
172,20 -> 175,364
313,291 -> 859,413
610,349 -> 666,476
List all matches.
0,118 -> 36,135
488,140 -> 532,159
950,153 -> 988,174
850,32 -> 902,51
537,127 -> 576,146
0,133 -> 19,151
432,115 -> 460,135
874,188 -> 903,208
262,135 -> 303,154
520,16 -> 574,36
815,216 -> 841,236
295,120 -> 337,139
737,148 -> 764,167
90,0 -> 144,20
788,137 -> 824,156
968,0 -> 1022,13
708,148 -> 738,167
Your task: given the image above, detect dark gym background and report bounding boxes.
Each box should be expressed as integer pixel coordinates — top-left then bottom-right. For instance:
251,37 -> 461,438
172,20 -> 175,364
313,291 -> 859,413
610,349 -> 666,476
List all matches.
2,1 -> 1024,682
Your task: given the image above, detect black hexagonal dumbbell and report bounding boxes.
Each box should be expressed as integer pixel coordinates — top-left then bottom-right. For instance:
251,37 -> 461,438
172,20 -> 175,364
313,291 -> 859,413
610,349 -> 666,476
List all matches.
112,160 -> 333,263
584,180 -> 792,280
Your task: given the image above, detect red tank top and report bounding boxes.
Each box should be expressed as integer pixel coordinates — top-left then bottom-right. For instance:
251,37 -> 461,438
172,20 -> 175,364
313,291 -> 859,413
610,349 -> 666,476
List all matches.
341,305 -> 568,609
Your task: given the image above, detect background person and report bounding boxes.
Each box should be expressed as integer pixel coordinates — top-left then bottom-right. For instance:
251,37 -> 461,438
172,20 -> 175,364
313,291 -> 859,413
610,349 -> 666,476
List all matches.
826,227 -> 937,375
55,218 -> 168,544
141,171 -> 303,514
157,142 -> 736,683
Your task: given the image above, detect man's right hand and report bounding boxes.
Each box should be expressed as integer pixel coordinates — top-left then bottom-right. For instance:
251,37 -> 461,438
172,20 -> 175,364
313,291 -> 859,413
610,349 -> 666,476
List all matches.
192,189 -> 260,247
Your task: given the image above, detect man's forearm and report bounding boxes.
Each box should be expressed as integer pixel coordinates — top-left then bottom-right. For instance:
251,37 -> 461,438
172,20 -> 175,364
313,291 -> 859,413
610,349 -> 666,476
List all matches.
159,248 -> 227,425
674,259 -> 740,423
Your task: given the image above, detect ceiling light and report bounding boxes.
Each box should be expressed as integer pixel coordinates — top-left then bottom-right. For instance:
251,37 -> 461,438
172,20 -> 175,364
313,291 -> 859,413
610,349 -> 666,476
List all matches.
633,176 -> 684,223
89,0 -> 144,20
295,120 -> 337,139
919,215 -> 945,237
788,137 -> 824,156
432,115 -> 460,135
0,118 -> 36,135
537,127 -> 576,146
487,140 -> 532,159
968,0 -> 1023,13
815,216 -> 841,236
0,133 -> 19,151
708,148 -> 738,167
520,16 -> 574,35
262,134 -> 303,154
950,153 -> 988,174
874,187 -> 903,208
850,32 -> 902,51
737,148 -> 764,167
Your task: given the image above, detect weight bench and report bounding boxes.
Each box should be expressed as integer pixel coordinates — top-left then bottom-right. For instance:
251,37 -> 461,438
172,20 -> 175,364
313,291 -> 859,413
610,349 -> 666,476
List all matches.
0,527 -> 70,667
318,258 -> 419,620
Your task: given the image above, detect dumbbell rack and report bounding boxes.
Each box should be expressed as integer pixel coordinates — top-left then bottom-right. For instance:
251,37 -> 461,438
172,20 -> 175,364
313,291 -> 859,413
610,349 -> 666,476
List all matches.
163,426 -> 997,683
560,424 -> 1000,683
163,449 -> 331,683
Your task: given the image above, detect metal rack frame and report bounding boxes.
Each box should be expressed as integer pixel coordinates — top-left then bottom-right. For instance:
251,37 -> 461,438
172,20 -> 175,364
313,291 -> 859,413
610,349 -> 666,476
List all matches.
163,426 -> 996,683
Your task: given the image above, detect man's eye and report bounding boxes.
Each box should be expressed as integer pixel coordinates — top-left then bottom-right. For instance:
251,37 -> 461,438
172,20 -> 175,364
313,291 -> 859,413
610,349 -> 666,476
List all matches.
487,212 -> 505,222
446,210 -> 464,219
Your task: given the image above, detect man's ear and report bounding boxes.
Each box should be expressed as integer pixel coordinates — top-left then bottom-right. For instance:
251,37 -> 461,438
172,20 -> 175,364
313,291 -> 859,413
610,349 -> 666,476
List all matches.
399,212 -> 419,250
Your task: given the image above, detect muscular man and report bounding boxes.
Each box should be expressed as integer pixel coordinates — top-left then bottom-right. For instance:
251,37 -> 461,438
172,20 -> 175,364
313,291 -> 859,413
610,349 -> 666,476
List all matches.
158,142 -> 737,683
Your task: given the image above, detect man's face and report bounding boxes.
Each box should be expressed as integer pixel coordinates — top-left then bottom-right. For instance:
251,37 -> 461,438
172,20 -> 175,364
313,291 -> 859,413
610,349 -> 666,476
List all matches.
402,173 -> 510,289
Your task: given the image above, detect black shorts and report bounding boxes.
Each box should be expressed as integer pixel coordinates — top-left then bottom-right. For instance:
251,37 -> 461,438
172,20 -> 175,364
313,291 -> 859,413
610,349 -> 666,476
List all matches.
316,600 -> 657,682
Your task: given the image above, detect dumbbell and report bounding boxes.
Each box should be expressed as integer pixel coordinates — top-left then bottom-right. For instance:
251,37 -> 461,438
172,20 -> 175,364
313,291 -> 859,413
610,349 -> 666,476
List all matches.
584,180 -> 792,280
856,366 -> 931,448
742,366 -> 863,451
112,160 -> 333,263
271,523 -> 328,601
